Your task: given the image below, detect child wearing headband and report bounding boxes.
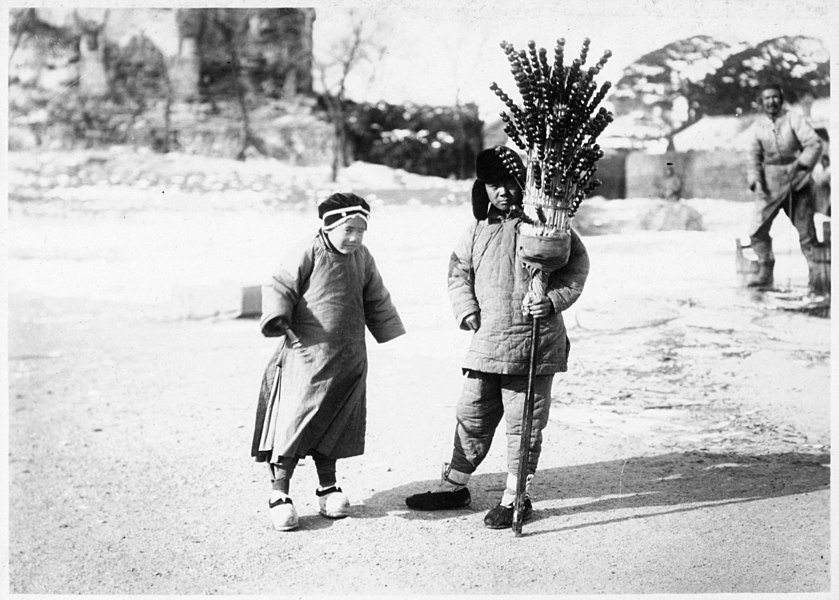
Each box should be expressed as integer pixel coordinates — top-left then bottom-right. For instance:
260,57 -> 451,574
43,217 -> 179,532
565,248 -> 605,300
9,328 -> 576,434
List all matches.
251,192 -> 405,531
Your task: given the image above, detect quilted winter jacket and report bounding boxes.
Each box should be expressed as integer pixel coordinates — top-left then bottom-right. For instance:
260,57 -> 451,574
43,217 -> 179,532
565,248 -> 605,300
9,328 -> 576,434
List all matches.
746,109 -> 822,202
448,214 -> 589,375
746,108 -> 822,192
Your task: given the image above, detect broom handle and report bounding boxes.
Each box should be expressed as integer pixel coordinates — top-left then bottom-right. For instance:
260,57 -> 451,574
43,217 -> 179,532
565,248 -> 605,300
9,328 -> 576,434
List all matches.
513,316 -> 540,536
258,362 -> 282,452
258,327 -> 302,452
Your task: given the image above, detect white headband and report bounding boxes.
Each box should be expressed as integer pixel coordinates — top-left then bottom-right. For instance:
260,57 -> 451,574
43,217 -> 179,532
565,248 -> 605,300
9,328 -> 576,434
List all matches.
321,206 -> 371,231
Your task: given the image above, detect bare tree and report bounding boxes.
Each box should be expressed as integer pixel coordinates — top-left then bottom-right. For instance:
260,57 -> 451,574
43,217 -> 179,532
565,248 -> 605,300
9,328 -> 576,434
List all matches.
9,9 -> 36,64
172,9 -> 205,102
443,31 -> 488,179
73,9 -> 110,97
212,8 -> 269,160
315,10 -> 385,182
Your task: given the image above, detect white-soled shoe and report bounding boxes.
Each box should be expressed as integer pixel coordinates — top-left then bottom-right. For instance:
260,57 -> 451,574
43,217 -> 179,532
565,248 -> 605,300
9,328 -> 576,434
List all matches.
316,485 -> 350,519
268,492 -> 299,531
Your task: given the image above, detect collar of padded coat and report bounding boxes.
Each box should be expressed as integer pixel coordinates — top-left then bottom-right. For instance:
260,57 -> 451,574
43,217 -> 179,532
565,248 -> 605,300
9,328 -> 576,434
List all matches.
485,204 -> 523,223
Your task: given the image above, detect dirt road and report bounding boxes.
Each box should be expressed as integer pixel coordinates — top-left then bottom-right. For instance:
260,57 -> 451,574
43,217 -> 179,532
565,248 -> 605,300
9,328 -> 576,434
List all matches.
6,156 -> 832,595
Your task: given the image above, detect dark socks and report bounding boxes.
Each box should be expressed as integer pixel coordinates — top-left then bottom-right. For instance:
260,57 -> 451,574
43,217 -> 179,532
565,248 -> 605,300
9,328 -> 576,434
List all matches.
269,456 -> 299,493
313,455 -> 337,489
270,455 -> 338,493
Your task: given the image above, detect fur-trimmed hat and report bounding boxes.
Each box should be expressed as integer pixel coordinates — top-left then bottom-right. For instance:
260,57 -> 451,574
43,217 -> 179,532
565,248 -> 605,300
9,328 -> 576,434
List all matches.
318,192 -> 371,230
471,146 -> 525,220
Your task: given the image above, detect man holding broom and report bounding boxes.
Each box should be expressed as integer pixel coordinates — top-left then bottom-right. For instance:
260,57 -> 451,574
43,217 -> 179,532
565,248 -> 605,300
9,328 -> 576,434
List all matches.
404,145 -> 590,529
746,83 -> 822,290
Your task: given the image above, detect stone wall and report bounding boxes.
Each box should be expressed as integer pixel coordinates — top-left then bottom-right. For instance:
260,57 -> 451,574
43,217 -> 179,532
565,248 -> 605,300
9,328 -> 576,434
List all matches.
595,151 -> 628,199
626,149 -> 750,201
8,98 -> 334,166
166,101 -> 333,165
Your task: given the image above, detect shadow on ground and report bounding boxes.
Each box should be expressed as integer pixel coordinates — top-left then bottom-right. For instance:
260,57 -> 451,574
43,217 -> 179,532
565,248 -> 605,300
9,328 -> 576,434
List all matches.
351,451 -> 830,528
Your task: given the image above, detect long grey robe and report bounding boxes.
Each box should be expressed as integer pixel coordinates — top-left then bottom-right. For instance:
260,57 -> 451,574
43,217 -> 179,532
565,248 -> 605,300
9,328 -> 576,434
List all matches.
251,232 -> 405,462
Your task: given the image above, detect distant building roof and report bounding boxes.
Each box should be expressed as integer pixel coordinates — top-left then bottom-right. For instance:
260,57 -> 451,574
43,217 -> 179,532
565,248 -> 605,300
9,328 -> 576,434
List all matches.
672,115 -> 756,152
673,97 -> 830,152
598,114 -> 670,152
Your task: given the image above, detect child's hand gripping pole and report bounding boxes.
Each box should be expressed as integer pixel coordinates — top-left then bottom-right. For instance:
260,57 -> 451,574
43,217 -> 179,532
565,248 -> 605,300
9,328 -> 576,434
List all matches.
257,326 -> 310,453
283,326 -> 315,364
284,327 -> 303,350
513,270 -> 550,536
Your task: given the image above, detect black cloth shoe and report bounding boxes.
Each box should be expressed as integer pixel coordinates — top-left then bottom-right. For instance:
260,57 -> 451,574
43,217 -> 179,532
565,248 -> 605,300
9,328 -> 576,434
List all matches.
405,487 -> 471,510
483,499 -> 532,529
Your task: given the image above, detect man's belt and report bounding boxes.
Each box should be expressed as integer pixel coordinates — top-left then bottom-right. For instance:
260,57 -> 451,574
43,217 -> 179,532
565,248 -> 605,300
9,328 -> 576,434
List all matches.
763,157 -> 797,166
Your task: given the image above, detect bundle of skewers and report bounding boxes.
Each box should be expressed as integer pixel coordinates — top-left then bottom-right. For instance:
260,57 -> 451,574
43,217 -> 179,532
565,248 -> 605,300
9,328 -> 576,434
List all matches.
491,37 -> 613,272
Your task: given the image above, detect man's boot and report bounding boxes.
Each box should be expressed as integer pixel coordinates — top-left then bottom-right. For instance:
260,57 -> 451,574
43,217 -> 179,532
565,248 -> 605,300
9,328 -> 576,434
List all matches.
748,259 -> 774,289
806,247 -> 830,298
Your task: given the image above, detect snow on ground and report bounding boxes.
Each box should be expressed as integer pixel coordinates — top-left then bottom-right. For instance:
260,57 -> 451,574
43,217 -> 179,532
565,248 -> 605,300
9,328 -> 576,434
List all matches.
7,165 -> 809,320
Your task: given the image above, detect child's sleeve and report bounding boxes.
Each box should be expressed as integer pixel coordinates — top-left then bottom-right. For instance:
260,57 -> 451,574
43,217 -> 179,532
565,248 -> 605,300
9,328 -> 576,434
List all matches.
260,241 -> 315,337
546,228 -> 590,313
363,250 -> 406,344
447,222 -> 480,329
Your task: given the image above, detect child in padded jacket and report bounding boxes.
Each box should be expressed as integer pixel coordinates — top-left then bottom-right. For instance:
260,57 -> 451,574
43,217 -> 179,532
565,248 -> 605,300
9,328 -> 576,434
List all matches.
405,146 -> 589,529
